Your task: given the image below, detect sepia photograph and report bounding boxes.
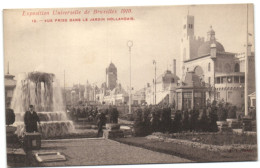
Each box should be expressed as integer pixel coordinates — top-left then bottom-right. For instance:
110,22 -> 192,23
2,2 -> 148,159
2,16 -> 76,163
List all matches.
2,2 -> 258,167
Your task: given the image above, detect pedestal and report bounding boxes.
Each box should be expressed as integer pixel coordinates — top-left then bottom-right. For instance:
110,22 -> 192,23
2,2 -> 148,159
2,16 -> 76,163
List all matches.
6,126 -> 19,144
103,130 -> 124,139
216,121 -> 231,132
23,132 -> 41,150
226,119 -> 239,129
104,123 -> 124,139
106,123 -> 120,130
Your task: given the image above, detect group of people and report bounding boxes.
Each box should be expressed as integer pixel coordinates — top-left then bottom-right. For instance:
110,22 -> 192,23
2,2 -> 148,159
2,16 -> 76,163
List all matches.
67,106 -> 99,122
66,105 -> 119,136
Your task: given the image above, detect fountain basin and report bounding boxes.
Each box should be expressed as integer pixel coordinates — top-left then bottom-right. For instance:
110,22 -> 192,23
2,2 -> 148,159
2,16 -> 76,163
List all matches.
15,121 -> 75,139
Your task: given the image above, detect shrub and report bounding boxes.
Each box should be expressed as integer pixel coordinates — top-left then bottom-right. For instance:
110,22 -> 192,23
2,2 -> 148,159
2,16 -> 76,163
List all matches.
133,108 -> 144,136
160,106 -> 172,132
133,107 -> 151,136
198,108 -> 209,132
142,106 -> 151,134
217,106 -> 228,121
182,110 -> 190,131
250,108 -> 256,120
208,106 -> 219,132
151,107 -> 161,133
189,109 -> 199,131
171,110 -> 182,133
6,108 -> 15,126
227,106 -> 237,119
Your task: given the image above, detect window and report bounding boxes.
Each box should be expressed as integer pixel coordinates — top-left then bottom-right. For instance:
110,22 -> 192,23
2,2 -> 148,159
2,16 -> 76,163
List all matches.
191,24 -> 193,29
221,77 -> 227,83
240,76 -> 245,83
183,92 -> 192,98
216,77 -> 221,84
194,92 -> 205,109
208,77 -> 211,85
234,76 -> 239,83
227,77 -> 232,83
183,92 -> 192,110
208,63 -> 211,71
235,63 -> 240,72
183,24 -> 186,29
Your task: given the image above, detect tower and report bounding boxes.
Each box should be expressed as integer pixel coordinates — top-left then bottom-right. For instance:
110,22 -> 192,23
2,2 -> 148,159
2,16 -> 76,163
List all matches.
180,15 -> 194,79
106,62 -> 117,90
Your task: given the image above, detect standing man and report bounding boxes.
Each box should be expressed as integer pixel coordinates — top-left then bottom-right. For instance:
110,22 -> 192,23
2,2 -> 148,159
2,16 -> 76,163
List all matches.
24,105 -> 40,133
96,109 -> 106,137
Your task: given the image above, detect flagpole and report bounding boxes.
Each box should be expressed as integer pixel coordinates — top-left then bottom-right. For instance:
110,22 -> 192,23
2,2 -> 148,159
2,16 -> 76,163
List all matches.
244,4 -> 249,116
127,40 -> 133,114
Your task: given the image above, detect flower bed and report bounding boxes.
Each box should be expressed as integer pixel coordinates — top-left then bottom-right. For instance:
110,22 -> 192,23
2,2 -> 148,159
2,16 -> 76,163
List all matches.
146,132 -> 257,152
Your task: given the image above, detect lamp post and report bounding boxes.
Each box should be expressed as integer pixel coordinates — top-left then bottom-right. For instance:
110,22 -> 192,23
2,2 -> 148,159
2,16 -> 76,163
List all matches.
244,4 -> 249,116
127,40 -> 133,114
153,60 -> 157,105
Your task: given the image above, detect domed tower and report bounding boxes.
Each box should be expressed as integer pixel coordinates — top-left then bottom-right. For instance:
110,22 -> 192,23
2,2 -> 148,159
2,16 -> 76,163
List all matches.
106,62 -> 117,91
197,26 -> 225,57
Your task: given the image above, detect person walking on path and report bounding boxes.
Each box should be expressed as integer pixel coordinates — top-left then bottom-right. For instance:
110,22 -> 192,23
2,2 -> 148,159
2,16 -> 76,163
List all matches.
96,110 -> 106,137
24,105 -> 41,133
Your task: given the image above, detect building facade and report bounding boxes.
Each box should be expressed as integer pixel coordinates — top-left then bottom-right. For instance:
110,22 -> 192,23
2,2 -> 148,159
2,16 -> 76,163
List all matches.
96,62 -> 129,106
180,14 -> 255,108
146,60 -> 179,105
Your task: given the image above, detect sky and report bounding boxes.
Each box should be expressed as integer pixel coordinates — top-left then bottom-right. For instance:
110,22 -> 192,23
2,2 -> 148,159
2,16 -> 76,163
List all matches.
4,4 -> 254,91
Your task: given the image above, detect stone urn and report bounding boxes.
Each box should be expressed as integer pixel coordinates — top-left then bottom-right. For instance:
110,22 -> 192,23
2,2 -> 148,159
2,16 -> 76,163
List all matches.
226,118 -> 239,128
216,121 -> 229,132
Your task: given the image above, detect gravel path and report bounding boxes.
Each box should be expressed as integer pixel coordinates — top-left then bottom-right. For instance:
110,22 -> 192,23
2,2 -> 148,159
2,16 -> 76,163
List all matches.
33,138 -> 190,166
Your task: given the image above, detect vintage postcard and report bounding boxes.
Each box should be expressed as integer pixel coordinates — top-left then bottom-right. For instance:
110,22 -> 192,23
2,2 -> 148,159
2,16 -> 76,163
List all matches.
3,4 -> 257,167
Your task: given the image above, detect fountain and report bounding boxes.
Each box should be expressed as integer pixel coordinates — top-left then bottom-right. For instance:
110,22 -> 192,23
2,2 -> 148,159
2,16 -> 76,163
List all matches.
11,72 -> 75,138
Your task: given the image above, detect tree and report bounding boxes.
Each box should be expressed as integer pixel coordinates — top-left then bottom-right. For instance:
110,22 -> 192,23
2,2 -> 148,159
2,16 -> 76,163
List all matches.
160,106 -> 172,132
208,106 -> 218,132
151,107 -> 160,133
198,108 -> 209,132
227,106 -> 237,119
182,110 -> 190,131
6,108 -> 15,126
189,109 -> 199,131
217,105 -> 228,121
133,108 -> 144,136
171,110 -> 182,133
